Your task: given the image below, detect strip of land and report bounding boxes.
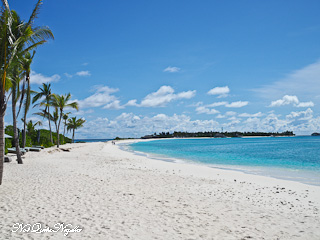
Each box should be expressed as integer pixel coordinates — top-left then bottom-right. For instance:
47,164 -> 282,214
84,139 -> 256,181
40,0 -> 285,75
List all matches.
0,141 -> 319,239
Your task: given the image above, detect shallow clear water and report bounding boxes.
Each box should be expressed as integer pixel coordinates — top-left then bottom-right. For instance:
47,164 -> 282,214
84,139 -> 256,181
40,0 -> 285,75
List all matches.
129,137 -> 320,186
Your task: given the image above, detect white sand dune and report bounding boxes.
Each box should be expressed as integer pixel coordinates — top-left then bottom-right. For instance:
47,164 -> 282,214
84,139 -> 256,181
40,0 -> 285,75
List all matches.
0,141 -> 319,239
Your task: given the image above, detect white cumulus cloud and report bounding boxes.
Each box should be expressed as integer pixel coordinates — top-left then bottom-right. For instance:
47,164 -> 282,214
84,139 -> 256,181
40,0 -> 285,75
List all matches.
76,113 -> 219,139
195,106 -> 219,115
134,86 -> 196,107
195,101 -> 248,115
76,71 -> 91,77
270,95 -> 299,107
270,95 -> 314,108
30,71 -> 60,85
239,112 -> 264,118
286,108 -> 313,120
75,85 -> 119,109
207,86 -> 230,98
163,66 -> 181,73
296,101 -> 315,108
72,108 -> 320,138
103,100 -> 124,110
207,101 -> 228,107
125,99 -> 139,107
225,101 -> 249,108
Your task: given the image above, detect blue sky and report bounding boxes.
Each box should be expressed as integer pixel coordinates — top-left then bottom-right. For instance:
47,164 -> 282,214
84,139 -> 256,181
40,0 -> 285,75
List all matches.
5,0 -> 320,138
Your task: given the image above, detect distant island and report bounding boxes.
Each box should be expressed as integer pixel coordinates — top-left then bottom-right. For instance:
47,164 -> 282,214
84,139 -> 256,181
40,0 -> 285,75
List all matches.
311,132 -> 320,136
141,131 -> 295,139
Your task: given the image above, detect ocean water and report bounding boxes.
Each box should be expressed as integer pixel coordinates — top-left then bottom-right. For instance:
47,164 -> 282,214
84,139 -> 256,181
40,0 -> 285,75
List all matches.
129,137 -> 320,186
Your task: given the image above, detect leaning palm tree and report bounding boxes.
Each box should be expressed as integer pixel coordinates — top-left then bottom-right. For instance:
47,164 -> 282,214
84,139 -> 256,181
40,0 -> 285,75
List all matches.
13,0 -> 53,149
50,93 -> 78,147
20,51 -> 35,148
67,117 -> 86,143
0,0 -> 53,184
32,83 -> 53,143
0,1 -> 19,184
9,5 -> 53,158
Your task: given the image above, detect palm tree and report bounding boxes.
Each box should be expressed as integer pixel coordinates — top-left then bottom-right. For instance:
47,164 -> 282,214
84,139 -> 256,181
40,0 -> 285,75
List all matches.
8,60 -> 24,163
0,1 -> 20,184
0,0 -> 53,184
32,83 -> 53,143
34,108 -> 58,144
26,119 -> 42,137
62,113 -> 70,144
67,117 -> 86,143
9,6 -> 53,160
50,93 -> 78,147
12,0 -> 53,149
34,109 -> 54,133
51,108 -> 59,144
20,51 -> 35,148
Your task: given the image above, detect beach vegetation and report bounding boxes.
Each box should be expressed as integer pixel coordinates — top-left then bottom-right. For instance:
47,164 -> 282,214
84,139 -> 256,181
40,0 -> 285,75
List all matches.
50,93 -> 78,147
66,117 -> 85,143
62,113 -> 70,144
5,125 -> 71,150
9,56 -> 24,163
0,0 -> 21,183
0,0 -> 69,185
32,83 -> 54,143
20,51 -> 35,148
1,0 -> 54,178
4,138 -> 12,155
0,0 -> 85,185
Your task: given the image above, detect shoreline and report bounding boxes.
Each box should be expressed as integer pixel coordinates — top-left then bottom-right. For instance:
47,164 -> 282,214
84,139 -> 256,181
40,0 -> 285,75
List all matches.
1,141 -> 319,239
116,139 -> 320,190
119,138 -> 320,187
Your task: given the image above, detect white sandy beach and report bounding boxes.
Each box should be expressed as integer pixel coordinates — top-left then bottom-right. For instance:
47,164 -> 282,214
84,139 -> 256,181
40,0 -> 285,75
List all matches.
0,140 -> 319,240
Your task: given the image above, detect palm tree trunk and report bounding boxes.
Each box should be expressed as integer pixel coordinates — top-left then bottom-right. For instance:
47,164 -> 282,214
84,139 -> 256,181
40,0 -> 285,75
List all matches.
0,109 -> 5,185
72,129 -> 75,143
0,111 -> 5,185
56,113 -> 62,148
12,89 -> 23,164
54,119 -> 59,148
22,77 -> 30,148
22,117 -> 26,148
47,105 -> 53,143
63,122 -> 66,144
56,129 -> 60,148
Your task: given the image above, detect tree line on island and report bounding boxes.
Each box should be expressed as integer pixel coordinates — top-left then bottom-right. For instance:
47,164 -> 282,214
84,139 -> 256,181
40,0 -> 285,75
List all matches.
0,0 -> 85,185
141,131 -> 295,139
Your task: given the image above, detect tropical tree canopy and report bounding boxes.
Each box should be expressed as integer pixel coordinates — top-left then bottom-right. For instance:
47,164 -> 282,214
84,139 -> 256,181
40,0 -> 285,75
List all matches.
32,83 -> 53,143
67,117 -> 85,143
0,0 -> 54,184
50,93 -> 78,147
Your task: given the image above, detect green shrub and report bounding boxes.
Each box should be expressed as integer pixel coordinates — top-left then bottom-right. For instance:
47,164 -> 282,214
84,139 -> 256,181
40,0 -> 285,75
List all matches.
4,125 -> 72,149
5,138 -> 12,155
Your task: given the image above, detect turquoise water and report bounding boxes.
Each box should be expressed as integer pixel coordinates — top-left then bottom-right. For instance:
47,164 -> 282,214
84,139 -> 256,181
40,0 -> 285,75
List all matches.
129,137 -> 320,186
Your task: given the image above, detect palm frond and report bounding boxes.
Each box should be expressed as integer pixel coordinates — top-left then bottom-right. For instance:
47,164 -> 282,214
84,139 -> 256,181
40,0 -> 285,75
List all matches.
26,0 -> 43,28
32,92 -> 43,104
1,0 -> 10,11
